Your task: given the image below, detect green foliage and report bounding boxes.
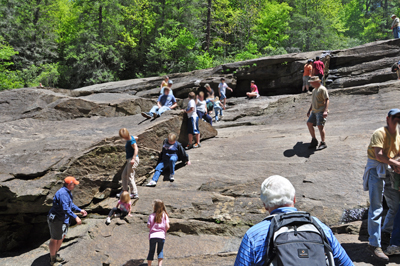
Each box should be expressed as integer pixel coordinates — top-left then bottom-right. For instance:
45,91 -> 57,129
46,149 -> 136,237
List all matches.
0,36 -> 22,90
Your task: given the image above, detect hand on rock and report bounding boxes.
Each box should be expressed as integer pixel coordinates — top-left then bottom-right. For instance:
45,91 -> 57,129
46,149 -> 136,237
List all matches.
81,210 -> 87,217
76,217 -> 82,225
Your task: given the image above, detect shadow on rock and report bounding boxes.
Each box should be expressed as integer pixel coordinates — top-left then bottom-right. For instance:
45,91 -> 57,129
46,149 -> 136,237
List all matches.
31,254 -> 49,266
283,141 -> 315,158
340,242 -> 400,265
161,162 -> 186,181
122,259 -> 146,266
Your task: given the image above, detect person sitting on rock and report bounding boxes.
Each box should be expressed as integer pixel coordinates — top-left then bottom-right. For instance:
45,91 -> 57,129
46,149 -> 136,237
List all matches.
105,191 -> 132,225
234,175 -> 353,266
196,91 -> 212,126
142,86 -> 177,119
146,133 -> 190,187
204,83 -> 215,115
213,96 -> 223,122
246,80 -> 260,99
185,92 -> 200,149
218,77 -> 233,109
117,128 -> 139,199
160,79 -> 174,96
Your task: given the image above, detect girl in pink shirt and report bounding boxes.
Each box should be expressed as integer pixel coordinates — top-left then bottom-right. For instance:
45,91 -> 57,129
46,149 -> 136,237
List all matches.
147,199 -> 170,266
246,80 -> 260,99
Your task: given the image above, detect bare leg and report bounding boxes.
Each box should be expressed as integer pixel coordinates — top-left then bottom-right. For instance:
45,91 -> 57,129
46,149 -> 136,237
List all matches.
148,260 -> 152,266
158,258 -> 163,266
188,134 -> 193,146
317,125 -> 325,142
222,98 -> 226,110
307,122 -> 316,139
306,84 -> 309,91
195,134 -> 200,144
247,92 -> 258,98
302,85 -> 305,91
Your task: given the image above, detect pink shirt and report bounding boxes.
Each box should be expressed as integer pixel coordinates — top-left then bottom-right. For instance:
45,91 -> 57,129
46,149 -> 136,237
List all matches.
251,84 -> 259,94
147,212 -> 170,239
118,200 -> 131,213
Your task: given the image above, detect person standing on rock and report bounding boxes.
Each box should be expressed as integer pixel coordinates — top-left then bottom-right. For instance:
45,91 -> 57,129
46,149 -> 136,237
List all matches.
146,133 -> 190,187
185,91 -> 200,149
234,175 -> 353,266
160,79 -> 173,96
218,77 -> 233,110
306,76 -> 329,150
118,128 -> 139,199
142,86 -> 177,119
312,56 -> 325,83
302,59 -> 313,92
391,15 -> 400,39
204,83 -> 215,115
47,176 -> 87,266
363,109 -> 400,261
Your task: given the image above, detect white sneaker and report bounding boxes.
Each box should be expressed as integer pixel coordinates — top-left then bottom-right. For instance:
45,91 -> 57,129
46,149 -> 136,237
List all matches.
105,217 -> 111,225
385,245 -> 400,255
169,175 -> 174,182
146,180 -> 157,187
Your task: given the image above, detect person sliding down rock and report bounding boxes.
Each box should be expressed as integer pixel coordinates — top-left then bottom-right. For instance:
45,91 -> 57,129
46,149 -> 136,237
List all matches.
141,85 -> 177,119
306,76 -> 329,150
146,133 -> 190,187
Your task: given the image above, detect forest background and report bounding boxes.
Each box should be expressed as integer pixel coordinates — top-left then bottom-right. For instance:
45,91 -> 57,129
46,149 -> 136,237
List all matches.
0,0 -> 398,91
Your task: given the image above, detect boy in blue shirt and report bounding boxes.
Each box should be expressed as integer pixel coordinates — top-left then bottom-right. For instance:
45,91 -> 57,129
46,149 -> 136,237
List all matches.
142,86 -> 178,119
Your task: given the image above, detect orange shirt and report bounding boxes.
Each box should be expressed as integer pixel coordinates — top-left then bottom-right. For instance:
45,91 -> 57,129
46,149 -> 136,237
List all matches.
303,64 -> 312,77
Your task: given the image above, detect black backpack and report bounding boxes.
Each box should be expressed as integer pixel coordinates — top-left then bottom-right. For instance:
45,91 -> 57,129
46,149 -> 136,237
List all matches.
392,62 -> 399,72
264,211 -> 335,266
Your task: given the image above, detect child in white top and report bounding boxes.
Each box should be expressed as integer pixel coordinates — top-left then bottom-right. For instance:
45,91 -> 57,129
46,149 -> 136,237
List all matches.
214,96 -> 223,122
185,92 -> 200,149
218,77 -> 233,110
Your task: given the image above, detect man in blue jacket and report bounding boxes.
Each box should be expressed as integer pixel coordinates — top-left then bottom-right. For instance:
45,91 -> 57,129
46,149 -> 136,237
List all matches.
47,176 -> 87,266
234,175 -> 353,266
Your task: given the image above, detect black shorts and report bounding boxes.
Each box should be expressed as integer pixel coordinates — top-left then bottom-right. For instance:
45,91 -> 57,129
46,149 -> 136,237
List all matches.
48,215 -> 69,240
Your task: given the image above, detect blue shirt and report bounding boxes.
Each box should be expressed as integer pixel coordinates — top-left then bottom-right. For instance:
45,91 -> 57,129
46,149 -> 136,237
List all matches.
160,86 -> 174,96
49,186 -> 81,224
125,135 -> 138,159
158,94 -> 176,108
162,141 -> 178,161
234,207 -> 354,266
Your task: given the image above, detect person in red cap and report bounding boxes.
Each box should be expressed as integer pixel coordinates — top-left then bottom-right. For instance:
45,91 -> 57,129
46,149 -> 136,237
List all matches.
47,176 -> 87,266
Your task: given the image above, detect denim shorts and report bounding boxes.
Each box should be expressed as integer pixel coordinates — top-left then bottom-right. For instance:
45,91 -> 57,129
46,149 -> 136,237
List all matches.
187,117 -> 199,135
307,111 -> 326,126
220,92 -> 226,100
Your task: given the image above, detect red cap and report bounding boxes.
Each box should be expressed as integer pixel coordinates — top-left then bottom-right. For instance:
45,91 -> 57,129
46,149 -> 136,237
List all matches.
64,176 -> 79,185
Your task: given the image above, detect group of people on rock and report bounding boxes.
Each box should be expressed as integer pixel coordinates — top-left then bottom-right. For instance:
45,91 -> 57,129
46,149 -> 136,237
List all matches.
302,56 -> 325,93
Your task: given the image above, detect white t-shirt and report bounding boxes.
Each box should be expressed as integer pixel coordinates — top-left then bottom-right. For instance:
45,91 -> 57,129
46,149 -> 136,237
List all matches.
196,99 -> 206,113
187,99 -> 198,118
218,82 -> 228,95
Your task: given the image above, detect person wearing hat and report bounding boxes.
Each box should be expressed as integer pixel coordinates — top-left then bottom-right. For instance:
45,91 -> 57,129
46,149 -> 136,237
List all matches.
361,109 -> 400,261
302,59 -> 313,92
142,82 -> 178,119
47,176 -> 87,266
160,79 -> 174,96
391,15 -> 400,39
306,76 -> 329,150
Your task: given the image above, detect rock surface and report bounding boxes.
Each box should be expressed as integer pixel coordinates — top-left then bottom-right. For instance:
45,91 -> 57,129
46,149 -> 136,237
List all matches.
2,39 -> 400,265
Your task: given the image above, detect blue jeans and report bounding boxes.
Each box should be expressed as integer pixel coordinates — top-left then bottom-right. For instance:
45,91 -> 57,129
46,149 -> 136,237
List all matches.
368,168 -> 400,247
149,106 -> 171,116
147,238 -> 165,260
394,27 -> 400,39
152,155 -> 178,183
214,106 -> 222,121
197,110 -> 212,126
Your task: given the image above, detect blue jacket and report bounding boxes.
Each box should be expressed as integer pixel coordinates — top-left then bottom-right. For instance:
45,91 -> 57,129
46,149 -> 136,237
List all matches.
49,186 -> 81,224
234,207 -> 354,266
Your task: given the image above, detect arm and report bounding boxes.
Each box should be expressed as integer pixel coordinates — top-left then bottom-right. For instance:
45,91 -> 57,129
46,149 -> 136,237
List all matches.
130,143 -> 138,164
61,194 -> 83,224
128,204 -> 132,216
165,214 -> 170,231
170,102 -> 178,109
375,147 -> 400,167
185,107 -> 195,114
307,104 -> 312,117
322,98 -> 329,118
234,233 -> 254,266
157,101 -> 162,108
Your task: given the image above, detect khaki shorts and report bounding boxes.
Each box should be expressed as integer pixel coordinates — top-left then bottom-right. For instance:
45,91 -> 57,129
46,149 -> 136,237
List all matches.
302,76 -> 310,86
48,215 -> 69,240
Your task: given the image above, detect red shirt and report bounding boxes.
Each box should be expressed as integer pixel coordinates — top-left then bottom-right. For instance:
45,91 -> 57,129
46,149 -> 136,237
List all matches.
313,60 -> 325,75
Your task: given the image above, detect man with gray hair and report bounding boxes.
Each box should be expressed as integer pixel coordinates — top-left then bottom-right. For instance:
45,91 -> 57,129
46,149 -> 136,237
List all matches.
234,175 -> 353,266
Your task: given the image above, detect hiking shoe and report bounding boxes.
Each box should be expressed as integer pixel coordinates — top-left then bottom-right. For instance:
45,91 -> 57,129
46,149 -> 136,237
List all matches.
193,143 -> 201,148
169,175 -> 174,182
185,144 -> 192,150
130,193 -> 139,199
55,254 -> 65,263
141,112 -> 153,119
308,138 -> 318,149
318,141 -> 327,150
367,245 -> 389,262
105,217 -> 111,225
146,180 -> 157,187
385,245 -> 400,255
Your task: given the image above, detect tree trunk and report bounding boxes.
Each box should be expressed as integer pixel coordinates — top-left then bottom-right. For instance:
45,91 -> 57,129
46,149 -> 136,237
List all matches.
99,5 -> 103,39
206,0 -> 211,52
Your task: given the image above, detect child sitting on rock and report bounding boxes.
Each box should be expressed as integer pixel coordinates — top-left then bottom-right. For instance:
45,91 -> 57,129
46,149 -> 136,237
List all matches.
118,128 -> 139,199
214,96 -> 223,122
105,191 -> 132,225
196,91 -> 212,126
185,92 -> 200,149
147,199 -> 170,266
